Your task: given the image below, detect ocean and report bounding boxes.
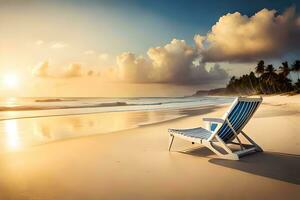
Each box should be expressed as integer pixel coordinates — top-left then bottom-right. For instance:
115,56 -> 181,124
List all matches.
0,96 -> 235,152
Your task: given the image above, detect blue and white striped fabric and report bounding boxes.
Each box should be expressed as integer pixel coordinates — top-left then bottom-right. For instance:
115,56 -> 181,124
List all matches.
217,99 -> 261,142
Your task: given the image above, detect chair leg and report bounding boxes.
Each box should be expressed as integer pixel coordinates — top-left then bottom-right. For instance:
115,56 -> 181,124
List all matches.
168,134 -> 175,151
241,131 -> 263,152
202,140 -> 239,160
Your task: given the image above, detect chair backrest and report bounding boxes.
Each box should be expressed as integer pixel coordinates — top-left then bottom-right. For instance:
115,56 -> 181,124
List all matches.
216,97 -> 262,143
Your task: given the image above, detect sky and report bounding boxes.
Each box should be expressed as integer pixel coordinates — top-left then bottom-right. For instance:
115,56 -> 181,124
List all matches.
0,0 -> 299,97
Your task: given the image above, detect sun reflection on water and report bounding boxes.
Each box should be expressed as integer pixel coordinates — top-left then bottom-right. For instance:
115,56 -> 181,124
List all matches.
0,109 -> 183,152
4,120 -> 21,150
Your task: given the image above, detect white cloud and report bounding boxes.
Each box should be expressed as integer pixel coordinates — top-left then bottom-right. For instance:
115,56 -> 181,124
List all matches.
147,39 -> 199,83
99,53 -> 109,61
63,63 -> 82,78
114,39 -> 229,84
32,61 -> 49,77
116,52 -> 152,82
194,34 -> 205,49
51,42 -> 67,49
199,7 -> 300,62
32,62 -> 83,78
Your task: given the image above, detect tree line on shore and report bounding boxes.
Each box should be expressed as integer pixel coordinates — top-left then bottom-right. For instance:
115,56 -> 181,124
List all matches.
226,60 -> 300,95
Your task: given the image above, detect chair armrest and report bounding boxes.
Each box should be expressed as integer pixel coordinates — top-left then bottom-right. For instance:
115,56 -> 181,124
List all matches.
203,118 -> 224,124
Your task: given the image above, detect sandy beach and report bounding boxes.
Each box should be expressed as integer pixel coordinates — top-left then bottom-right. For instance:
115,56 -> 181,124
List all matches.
0,95 -> 299,200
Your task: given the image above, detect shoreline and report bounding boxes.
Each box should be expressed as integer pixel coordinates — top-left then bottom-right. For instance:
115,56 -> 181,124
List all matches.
0,96 -> 234,121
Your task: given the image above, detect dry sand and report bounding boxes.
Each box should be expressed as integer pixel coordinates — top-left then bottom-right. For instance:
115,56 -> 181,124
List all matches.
0,95 -> 299,200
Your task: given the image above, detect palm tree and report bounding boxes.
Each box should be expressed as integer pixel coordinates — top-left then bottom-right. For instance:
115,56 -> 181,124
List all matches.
255,60 -> 265,94
292,60 -> 300,81
279,61 -> 290,78
277,61 -> 293,93
277,72 -> 293,92
248,72 -> 257,94
255,60 -> 265,75
264,64 -> 278,93
227,76 -> 237,93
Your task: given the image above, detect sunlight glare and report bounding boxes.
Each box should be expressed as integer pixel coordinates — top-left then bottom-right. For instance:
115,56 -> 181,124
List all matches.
3,73 -> 19,89
4,120 -> 21,150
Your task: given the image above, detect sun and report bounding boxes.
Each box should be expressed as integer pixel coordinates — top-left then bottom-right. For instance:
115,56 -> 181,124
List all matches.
3,73 -> 19,89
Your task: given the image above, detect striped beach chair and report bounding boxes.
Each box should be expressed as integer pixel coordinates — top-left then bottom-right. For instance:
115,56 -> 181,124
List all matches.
168,97 -> 263,160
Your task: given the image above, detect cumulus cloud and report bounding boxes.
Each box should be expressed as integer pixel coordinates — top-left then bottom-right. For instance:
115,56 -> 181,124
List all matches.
63,63 -> 82,78
194,34 -> 205,49
113,39 -> 229,84
206,64 -> 229,81
200,7 -> 300,62
32,61 -> 50,77
147,39 -> 199,83
116,52 -> 152,82
32,62 -> 84,78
